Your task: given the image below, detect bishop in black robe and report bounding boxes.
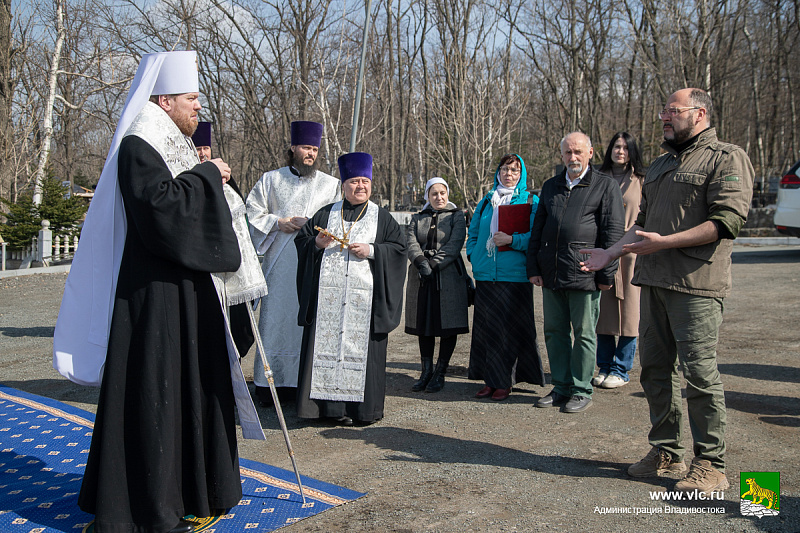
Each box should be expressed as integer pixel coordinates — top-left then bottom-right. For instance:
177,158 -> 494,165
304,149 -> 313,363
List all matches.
78,135 -> 248,532
294,199 -> 407,424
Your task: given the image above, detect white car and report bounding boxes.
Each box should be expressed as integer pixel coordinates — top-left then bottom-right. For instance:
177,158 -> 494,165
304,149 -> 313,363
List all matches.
774,159 -> 800,237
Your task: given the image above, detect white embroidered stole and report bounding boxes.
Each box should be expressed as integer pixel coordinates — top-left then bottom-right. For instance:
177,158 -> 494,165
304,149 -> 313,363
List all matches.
125,102 -> 200,177
125,103 -> 267,306
311,201 -> 379,402
214,185 -> 269,305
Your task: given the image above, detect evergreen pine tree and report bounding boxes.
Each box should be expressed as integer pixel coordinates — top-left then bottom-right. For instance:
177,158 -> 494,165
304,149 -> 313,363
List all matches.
0,177 -> 88,249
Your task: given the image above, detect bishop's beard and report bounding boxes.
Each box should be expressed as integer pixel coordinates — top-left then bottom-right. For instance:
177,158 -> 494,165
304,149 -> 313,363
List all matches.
174,116 -> 198,137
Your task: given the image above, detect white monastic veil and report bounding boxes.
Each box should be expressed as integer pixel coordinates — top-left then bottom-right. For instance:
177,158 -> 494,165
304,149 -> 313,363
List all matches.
53,53 -> 174,386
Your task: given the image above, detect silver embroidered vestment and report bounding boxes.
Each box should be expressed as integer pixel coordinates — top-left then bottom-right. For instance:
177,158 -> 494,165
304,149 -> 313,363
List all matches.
310,201 -> 379,402
246,167 -> 341,388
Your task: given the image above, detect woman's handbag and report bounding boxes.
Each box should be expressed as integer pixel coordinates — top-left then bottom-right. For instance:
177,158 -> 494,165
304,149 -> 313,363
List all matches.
449,210 -> 475,307
465,273 -> 476,307
456,255 -> 475,307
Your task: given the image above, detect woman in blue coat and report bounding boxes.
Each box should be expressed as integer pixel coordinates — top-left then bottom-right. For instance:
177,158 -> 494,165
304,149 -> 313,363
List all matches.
467,153 -> 545,401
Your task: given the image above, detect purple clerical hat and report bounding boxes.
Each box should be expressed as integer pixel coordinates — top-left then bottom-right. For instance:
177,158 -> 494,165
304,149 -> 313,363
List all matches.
290,121 -> 323,147
338,152 -> 373,181
192,121 -> 212,147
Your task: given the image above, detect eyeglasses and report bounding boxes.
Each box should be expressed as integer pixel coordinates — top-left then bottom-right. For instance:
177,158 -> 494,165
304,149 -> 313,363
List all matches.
499,166 -> 521,175
658,106 -> 701,119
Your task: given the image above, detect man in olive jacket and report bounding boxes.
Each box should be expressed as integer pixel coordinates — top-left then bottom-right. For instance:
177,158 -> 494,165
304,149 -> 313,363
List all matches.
527,132 -> 624,414
580,88 -> 754,496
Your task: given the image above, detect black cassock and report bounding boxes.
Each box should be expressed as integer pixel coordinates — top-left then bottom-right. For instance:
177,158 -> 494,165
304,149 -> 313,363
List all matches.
294,200 -> 407,423
78,136 -> 250,533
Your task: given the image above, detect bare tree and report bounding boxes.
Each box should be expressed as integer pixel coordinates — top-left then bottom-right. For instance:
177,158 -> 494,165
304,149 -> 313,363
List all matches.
5,0 -> 797,216
31,0 -> 65,206
0,0 -> 16,203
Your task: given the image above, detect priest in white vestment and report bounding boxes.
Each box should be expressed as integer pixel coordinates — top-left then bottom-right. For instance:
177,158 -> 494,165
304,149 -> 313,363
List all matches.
246,121 -> 341,404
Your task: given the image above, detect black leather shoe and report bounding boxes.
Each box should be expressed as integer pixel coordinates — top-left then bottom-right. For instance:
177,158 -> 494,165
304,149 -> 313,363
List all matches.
561,395 -> 592,413
335,416 -> 354,426
168,520 -> 194,533
535,390 -> 569,408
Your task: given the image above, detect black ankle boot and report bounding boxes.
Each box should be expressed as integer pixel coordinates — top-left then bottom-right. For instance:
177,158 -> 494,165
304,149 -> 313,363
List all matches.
425,360 -> 449,393
411,358 -> 434,391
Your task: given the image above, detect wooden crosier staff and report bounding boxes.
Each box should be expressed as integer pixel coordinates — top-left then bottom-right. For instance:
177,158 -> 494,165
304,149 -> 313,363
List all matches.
245,305 -> 307,504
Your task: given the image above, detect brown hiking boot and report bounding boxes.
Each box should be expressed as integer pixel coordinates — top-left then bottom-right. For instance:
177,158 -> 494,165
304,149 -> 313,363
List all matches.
627,447 -> 688,478
674,458 -> 729,496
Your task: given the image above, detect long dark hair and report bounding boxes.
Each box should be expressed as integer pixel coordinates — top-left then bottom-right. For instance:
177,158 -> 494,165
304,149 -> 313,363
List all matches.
599,132 -> 646,178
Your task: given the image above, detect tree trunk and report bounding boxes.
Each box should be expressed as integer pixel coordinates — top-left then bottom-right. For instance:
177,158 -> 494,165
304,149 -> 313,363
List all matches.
0,0 -> 13,202
33,0 -> 65,206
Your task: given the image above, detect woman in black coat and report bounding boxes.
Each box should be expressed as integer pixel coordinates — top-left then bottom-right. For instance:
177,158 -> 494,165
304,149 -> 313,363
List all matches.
405,177 -> 470,392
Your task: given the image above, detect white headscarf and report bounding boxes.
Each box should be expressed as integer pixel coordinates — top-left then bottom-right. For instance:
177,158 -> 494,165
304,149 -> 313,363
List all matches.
53,51 -> 199,386
423,177 -> 449,209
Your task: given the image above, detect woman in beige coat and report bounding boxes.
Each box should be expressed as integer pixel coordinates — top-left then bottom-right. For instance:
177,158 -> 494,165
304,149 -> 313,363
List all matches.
593,132 -> 646,389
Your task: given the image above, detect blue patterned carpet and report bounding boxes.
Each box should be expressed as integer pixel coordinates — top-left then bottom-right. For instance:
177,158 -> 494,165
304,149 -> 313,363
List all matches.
0,384 -> 364,532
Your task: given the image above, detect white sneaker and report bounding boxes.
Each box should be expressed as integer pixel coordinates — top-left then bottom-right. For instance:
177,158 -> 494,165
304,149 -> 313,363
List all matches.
591,373 -> 608,387
601,375 -> 628,388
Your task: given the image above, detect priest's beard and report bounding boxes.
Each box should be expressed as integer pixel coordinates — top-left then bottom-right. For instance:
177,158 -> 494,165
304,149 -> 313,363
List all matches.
292,152 -> 320,177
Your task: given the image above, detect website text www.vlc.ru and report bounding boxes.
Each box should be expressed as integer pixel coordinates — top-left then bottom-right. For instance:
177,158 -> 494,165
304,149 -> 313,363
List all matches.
593,490 -> 727,515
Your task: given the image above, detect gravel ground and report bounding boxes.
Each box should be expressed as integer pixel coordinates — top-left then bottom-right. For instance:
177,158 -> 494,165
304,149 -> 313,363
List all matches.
1,245 -> 798,532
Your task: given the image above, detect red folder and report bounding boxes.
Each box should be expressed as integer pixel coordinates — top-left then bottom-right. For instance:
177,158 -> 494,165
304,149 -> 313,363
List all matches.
497,204 -> 532,251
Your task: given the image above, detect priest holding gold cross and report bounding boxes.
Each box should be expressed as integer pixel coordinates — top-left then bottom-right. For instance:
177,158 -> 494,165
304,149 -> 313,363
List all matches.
294,152 -> 407,426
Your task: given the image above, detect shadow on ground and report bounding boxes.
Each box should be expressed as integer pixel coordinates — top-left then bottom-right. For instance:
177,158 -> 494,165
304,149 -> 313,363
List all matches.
0,326 -> 55,338
319,426 -> 664,486
719,363 -> 800,384
385,369 -> 548,404
2,379 -> 99,407
725,389 -> 800,426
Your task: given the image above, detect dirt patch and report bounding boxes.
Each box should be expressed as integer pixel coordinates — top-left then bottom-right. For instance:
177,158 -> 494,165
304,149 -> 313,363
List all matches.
1,245 -> 798,532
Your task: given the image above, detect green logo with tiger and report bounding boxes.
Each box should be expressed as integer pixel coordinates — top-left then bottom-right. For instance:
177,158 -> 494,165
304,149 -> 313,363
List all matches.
740,471 -> 779,517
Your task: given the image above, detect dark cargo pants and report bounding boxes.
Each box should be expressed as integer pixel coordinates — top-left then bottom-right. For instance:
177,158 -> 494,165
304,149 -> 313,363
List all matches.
639,285 -> 726,471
